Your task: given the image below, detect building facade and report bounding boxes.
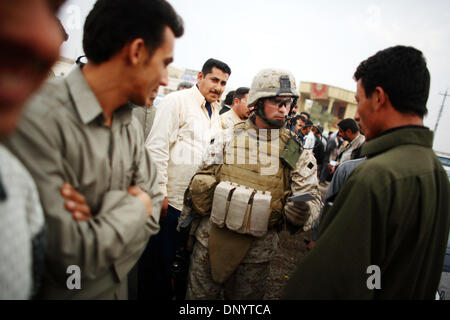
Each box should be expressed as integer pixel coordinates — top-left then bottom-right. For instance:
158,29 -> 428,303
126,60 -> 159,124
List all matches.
298,81 -> 357,131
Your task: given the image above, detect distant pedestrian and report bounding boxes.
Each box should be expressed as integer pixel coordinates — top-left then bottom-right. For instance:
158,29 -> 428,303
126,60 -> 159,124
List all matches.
219,90 -> 235,115
177,81 -> 193,91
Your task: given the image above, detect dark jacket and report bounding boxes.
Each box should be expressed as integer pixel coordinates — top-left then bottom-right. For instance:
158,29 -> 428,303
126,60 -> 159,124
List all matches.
284,126 -> 450,299
312,135 -> 325,165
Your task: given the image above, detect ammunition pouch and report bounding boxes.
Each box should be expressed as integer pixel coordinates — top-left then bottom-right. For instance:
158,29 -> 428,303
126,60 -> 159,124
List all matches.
189,165 -> 220,216
210,181 -> 272,238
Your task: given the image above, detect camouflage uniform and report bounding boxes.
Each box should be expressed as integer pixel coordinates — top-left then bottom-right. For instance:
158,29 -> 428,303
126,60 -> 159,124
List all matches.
186,241 -> 271,299
182,69 -> 321,300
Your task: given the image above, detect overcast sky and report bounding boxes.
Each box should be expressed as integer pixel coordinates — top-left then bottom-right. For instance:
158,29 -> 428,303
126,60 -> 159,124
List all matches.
57,0 -> 450,154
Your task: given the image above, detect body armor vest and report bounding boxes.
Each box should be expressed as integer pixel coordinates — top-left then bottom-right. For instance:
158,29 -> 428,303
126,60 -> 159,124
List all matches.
217,120 -> 293,228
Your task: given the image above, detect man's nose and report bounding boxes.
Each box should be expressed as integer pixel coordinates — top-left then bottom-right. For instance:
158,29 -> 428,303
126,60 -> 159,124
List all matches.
160,69 -> 169,87
354,110 -> 360,121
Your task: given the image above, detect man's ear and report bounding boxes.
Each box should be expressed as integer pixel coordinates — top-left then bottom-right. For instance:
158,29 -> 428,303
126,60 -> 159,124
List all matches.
197,71 -> 204,82
373,86 -> 388,110
127,38 -> 147,66
346,128 -> 352,137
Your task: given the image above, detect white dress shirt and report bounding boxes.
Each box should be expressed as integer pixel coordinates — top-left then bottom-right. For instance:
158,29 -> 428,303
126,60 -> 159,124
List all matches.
146,85 -> 222,210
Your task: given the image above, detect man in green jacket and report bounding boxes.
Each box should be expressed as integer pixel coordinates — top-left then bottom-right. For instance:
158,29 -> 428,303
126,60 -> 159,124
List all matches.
284,45 -> 450,299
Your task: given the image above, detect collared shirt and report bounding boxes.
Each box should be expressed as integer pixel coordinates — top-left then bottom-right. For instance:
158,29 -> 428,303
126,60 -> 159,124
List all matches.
0,145 -> 44,299
147,85 -> 221,210
337,133 -> 366,164
219,108 -> 243,130
219,104 -> 232,115
5,66 -> 163,299
303,131 -> 316,150
132,105 -> 157,141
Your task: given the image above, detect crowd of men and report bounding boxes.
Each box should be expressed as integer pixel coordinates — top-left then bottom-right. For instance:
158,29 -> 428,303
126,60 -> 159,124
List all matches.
0,0 -> 449,300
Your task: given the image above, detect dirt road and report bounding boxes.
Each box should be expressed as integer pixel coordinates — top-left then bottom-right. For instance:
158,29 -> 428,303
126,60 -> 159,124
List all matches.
264,229 -> 312,299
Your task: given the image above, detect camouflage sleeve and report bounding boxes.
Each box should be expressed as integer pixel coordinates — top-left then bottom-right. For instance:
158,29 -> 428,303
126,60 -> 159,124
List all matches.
201,126 -> 234,167
290,150 -> 322,231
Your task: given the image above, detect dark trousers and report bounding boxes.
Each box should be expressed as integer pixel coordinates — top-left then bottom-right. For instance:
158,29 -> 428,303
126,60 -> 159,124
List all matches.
137,205 -> 181,299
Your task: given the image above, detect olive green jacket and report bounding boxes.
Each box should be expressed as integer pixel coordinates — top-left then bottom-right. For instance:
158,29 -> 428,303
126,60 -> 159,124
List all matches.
284,126 -> 450,299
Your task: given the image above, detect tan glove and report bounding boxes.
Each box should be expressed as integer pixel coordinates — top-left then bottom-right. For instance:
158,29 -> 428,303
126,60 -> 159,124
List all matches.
284,200 -> 311,227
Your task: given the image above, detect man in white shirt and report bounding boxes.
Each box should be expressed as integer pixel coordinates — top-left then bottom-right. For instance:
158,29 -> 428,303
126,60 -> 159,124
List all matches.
294,115 -> 315,150
143,58 -> 231,299
335,118 -> 366,163
219,87 -> 252,129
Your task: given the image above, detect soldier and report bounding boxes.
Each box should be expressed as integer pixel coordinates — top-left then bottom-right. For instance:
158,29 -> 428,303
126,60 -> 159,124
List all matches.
180,68 -> 322,299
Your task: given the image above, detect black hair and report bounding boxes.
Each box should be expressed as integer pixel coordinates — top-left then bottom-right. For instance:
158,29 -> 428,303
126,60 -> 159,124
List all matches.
300,111 -> 310,120
353,45 -> 430,117
83,0 -> 184,64
224,90 -> 235,105
177,81 -> 193,90
201,58 -> 231,76
296,115 -> 307,124
304,119 -> 313,128
338,118 -> 359,133
234,87 -> 249,101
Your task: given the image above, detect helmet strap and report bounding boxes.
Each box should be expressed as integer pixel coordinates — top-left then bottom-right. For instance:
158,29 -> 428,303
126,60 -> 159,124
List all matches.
255,99 -> 285,128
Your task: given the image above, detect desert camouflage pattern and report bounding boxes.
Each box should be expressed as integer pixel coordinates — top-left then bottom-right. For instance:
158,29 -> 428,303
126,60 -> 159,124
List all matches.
187,122 -> 321,252
186,242 -> 270,299
181,102 -> 321,299
290,149 -> 322,231
247,68 -> 299,107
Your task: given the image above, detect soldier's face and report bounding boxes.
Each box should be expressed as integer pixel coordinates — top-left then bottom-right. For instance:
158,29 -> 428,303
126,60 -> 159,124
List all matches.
197,67 -> 229,103
0,0 -> 66,138
263,97 -> 292,127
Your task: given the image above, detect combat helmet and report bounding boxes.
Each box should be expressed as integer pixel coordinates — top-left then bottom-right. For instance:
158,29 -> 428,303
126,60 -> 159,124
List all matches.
247,68 -> 299,127
247,68 -> 299,107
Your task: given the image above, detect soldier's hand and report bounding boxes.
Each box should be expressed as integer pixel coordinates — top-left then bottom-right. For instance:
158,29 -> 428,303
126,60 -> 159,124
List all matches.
61,183 -> 92,221
128,186 -> 152,217
284,200 -> 310,227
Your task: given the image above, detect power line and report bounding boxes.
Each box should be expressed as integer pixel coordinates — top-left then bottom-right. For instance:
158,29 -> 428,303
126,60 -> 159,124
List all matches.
434,88 -> 450,133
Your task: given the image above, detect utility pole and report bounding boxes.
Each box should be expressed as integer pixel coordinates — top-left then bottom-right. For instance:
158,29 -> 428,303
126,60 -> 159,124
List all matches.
434,88 -> 450,133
